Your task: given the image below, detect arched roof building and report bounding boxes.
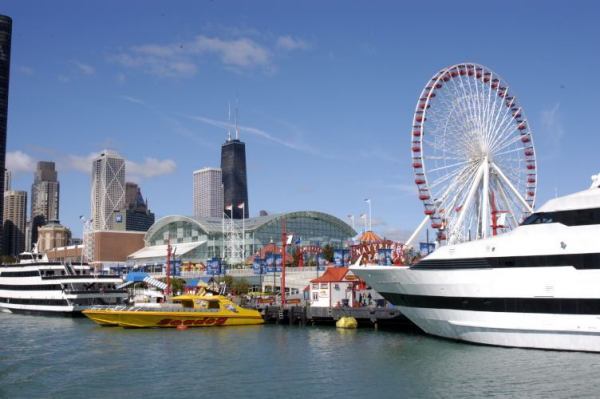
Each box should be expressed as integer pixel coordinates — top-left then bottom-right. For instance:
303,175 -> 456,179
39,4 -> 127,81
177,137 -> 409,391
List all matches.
128,211 -> 356,266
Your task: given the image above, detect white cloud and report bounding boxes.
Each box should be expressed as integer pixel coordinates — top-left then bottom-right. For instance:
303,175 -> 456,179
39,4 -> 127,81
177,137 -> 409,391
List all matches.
189,36 -> 271,67
66,152 -> 100,173
66,152 -> 176,179
276,35 -> 310,51
6,150 -> 36,173
120,95 -> 146,106
113,51 -> 198,78
127,158 -> 176,178
113,32 -> 308,78
72,61 -> 95,75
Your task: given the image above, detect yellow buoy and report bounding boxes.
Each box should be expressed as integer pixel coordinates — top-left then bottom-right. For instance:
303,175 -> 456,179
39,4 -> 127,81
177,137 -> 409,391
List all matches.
336,316 -> 358,329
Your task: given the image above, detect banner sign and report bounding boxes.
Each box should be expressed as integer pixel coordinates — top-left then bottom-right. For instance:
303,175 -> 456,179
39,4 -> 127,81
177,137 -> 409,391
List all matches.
206,258 -> 222,275
333,250 -> 343,266
351,241 -> 405,265
252,257 -> 264,275
172,259 -> 182,276
377,248 -> 393,266
419,242 -> 436,256
274,254 -> 283,272
265,253 -> 282,273
334,249 -> 350,266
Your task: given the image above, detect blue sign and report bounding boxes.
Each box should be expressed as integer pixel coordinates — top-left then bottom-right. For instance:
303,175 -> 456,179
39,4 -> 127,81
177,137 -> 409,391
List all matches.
333,250 -> 343,266
252,257 -> 265,275
333,249 -> 350,267
274,254 -> 283,272
265,253 -> 274,273
419,242 -> 435,255
206,258 -> 222,275
343,250 -> 351,266
377,248 -> 392,266
172,258 -> 182,276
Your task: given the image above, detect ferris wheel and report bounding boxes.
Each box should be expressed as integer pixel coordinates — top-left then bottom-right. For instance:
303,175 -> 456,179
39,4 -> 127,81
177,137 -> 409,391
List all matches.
409,63 -> 537,245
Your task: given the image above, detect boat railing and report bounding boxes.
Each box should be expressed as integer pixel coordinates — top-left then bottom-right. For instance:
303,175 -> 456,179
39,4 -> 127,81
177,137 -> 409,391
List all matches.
64,289 -> 127,295
41,275 -> 122,280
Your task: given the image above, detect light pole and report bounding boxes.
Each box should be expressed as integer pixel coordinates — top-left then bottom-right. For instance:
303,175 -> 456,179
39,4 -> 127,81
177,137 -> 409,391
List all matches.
365,198 -> 372,231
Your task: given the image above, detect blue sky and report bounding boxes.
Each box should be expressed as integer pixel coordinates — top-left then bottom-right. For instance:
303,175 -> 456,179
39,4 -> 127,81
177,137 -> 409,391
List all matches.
2,1 -> 599,239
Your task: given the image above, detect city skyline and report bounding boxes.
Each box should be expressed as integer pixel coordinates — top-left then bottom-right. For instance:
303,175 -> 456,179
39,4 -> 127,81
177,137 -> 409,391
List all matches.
2,2 -> 600,240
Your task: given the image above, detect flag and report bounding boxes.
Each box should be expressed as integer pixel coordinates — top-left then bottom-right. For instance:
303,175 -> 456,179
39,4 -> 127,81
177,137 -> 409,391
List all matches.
225,204 -> 233,211
237,202 -> 245,209
364,198 -> 371,204
286,234 -> 294,245
360,213 -> 367,220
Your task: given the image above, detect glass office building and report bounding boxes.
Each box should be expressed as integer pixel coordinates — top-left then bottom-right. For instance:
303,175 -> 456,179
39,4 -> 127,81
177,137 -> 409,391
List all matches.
128,211 -> 356,266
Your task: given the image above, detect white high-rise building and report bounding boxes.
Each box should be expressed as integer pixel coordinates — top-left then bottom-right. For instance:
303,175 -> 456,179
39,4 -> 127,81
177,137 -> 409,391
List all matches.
91,150 -> 126,231
193,167 -> 223,219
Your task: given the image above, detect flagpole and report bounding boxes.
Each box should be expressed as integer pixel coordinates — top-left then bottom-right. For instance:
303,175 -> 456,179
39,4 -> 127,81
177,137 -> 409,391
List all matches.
365,199 -> 372,231
241,203 -> 245,264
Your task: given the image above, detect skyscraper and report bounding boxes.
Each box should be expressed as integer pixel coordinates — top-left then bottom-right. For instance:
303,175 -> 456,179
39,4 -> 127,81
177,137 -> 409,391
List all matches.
91,150 -> 125,231
30,161 -> 59,247
3,190 -> 26,256
3,169 -> 10,192
220,123 -> 249,219
193,167 -> 224,218
115,182 -> 155,232
0,15 -> 12,253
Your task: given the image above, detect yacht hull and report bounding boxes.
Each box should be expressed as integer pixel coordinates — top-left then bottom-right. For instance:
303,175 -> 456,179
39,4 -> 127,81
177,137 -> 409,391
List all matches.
83,309 -> 264,328
351,265 -> 600,352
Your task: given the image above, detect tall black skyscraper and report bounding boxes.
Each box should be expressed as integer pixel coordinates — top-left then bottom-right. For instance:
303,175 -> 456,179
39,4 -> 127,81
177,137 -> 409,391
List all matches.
221,138 -> 249,219
0,15 -> 11,254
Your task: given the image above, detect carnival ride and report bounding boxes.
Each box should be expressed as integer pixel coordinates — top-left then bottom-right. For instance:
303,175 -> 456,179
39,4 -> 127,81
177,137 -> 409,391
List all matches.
406,63 -> 537,246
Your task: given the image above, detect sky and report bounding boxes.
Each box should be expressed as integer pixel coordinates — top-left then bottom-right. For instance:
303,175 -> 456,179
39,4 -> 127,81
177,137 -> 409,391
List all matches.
1,0 -> 599,240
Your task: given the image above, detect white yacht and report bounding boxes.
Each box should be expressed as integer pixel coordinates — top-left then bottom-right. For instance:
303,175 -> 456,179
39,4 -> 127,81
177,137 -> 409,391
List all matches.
351,176 -> 600,352
0,252 -> 128,316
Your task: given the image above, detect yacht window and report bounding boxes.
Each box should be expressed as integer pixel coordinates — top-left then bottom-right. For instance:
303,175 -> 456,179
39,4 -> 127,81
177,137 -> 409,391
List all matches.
522,208 -> 600,226
207,300 -> 220,310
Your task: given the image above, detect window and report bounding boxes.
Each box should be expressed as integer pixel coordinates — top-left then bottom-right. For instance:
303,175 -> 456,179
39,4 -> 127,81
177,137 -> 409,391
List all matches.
522,208 -> 600,227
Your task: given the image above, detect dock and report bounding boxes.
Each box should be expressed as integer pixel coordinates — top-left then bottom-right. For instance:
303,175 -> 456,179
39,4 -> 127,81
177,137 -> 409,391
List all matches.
260,305 -> 413,329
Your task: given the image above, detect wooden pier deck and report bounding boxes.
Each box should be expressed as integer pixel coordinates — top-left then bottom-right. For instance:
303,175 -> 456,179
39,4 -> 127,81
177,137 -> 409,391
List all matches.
260,305 -> 414,329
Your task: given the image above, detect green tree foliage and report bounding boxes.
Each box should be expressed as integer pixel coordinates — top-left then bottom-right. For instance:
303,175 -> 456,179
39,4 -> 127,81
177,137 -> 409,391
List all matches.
322,244 -> 334,262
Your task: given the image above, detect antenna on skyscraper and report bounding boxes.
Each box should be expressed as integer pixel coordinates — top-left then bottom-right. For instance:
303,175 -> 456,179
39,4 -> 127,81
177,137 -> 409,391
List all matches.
227,102 -> 232,141
235,98 -> 240,140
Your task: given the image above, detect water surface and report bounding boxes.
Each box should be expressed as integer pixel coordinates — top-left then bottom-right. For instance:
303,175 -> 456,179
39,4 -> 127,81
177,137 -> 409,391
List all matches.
1,313 -> 599,398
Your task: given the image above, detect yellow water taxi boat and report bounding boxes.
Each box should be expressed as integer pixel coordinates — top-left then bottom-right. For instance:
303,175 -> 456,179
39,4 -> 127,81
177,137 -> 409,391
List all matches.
82,294 -> 264,328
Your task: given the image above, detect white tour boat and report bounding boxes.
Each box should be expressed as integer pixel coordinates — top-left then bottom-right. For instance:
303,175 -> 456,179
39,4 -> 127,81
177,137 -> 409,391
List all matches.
0,252 -> 127,316
352,175 -> 600,352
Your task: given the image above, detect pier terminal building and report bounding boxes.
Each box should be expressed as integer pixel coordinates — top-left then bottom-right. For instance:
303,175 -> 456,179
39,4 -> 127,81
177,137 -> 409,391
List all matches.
128,211 -> 356,267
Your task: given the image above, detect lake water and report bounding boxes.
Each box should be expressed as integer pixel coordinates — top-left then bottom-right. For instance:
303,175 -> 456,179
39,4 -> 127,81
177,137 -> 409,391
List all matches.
1,313 -> 599,398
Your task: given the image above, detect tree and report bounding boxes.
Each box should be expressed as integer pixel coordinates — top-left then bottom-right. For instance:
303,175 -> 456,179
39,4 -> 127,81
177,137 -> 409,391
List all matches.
292,248 -> 303,266
322,244 -> 334,262
232,278 -> 250,295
